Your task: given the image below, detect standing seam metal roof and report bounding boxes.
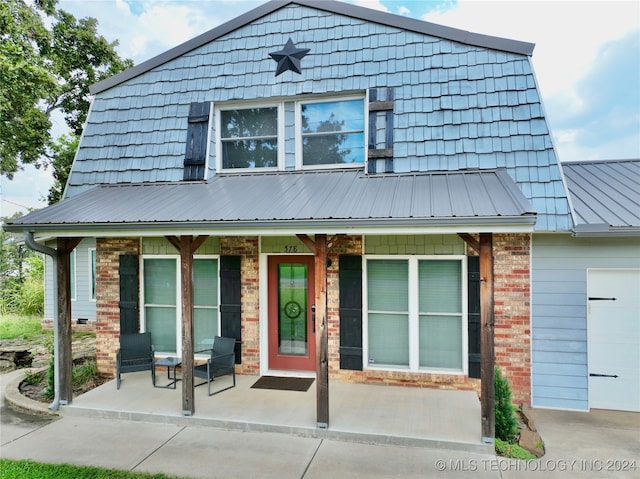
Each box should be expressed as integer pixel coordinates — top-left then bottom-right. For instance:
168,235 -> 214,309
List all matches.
6,169 -> 535,232
562,159 -> 640,235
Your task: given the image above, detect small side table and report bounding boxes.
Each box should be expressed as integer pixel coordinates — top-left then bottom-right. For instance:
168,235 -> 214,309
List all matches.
154,357 -> 182,389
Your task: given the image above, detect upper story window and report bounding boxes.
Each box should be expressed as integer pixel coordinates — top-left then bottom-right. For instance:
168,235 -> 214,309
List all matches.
299,98 -> 365,168
216,95 -> 366,172
220,106 -> 279,170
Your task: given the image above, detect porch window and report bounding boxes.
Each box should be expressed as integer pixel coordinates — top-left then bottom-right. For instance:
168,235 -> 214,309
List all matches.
366,257 -> 466,373
299,98 -> 365,167
70,250 -> 76,301
89,248 -> 96,301
143,258 -> 177,353
220,107 -> 278,170
367,260 -> 409,366
142,257 -> 219,355
418,260 -> 463,369
193,258 -> 219,351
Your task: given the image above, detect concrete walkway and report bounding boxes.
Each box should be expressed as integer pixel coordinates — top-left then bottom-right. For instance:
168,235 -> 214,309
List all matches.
2,369 -> 639,478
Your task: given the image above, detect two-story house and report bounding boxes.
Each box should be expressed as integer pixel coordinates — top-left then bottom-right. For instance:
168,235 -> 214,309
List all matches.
6,0 -> 575,430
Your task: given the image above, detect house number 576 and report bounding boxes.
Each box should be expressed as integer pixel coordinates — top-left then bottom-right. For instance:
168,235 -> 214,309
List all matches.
284,245 -> 298,253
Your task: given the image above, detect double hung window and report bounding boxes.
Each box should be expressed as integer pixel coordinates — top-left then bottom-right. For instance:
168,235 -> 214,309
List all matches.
366,257 -> 466,373
217,96 -> 365,171
299,98 -> 365,167
220,107 -> 278,170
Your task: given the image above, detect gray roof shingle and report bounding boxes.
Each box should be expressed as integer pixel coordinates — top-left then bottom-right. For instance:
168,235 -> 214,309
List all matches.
90,0 -> 534,95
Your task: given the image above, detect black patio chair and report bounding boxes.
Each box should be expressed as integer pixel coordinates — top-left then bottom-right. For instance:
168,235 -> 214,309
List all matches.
194,336 -> 236,396
116,332 -> 155,389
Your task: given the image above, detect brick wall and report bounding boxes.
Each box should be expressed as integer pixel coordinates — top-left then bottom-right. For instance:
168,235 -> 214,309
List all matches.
221,236 -> 259,375
95,238 -> 139,376
493,233 -> 531,406
329,233 -> 531,407
92,233 -> 531,405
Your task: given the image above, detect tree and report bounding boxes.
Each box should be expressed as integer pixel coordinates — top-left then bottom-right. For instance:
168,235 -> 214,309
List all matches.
47,133 -> 78,204
0,212 -> 44,315
0,0 -> 132,197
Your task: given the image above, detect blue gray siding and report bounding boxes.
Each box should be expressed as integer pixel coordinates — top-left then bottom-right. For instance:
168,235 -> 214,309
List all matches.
531,234 -> 640,409
67,4 -> 570,231
44,238 -> 97,322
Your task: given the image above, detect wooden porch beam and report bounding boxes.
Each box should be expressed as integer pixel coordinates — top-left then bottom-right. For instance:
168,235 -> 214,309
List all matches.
458,233 -> 480,254
314,234 -> 329,428
295,233 -> 329,427
296,234 -> 316,254
165,235 -> 209,416
479,233 -> 495,442
56,237 -> 82,404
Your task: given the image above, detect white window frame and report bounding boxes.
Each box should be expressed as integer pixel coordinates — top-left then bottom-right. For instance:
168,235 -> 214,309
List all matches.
363,255 -> 468,375
70,249 -> 77,301
295,94 -> 367,170
215,101 -> 284,173
89,248 -> 96,302
140,255 -> 220,357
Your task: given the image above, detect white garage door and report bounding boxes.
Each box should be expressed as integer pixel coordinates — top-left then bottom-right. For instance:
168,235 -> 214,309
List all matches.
587,269 -> 640,412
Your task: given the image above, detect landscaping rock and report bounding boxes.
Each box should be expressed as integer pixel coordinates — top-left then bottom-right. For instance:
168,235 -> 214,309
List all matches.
0,348 -> 33,367
519,429 -> 545,457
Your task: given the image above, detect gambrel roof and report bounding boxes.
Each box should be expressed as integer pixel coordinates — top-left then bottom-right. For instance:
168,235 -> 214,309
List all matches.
562,159 -> 640,236
7,0 -> 572,236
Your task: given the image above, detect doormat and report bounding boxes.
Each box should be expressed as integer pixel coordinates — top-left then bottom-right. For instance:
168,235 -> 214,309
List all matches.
250,376 -> 314,392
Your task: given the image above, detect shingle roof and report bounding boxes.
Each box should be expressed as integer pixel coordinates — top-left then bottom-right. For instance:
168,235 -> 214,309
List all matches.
562,159 -> 640,236
6,169 -> 536,235
90,0 -> 534,95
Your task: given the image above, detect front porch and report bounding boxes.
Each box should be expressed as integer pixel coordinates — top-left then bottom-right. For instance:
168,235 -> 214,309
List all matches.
62,372 -> 490,454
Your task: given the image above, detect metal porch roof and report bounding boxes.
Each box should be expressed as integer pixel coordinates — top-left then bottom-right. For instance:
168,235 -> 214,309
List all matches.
5,169 -> 536,236
562,159 -> 640,237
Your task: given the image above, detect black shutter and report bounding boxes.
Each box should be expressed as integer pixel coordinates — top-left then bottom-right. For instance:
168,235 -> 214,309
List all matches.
367,88 -> 394,174
220,256 -> 242,364
339,255 -> 363,370
468,255 -> 481,378
183,102 -> 211,181
119,254 -> 139,334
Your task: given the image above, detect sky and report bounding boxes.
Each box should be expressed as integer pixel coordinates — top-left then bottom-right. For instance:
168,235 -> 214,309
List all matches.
1,0 -> 639,218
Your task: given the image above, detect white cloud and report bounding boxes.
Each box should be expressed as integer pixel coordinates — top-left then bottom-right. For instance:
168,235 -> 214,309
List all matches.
1,165 -> 54,218
353,0 -> 390,13
421,1 -> 639,99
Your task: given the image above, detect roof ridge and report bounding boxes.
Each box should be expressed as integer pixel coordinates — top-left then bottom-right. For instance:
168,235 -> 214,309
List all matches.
562,159 -> 640,166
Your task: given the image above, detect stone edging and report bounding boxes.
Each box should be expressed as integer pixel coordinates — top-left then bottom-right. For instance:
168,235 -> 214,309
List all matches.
4,367 -> 58,416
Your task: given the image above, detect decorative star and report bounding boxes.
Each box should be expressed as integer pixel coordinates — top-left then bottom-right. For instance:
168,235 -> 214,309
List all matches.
269,38 -> 310,76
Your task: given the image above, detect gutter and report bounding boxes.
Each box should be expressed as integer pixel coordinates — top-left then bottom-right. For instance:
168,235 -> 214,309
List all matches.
4,214 -> 538,236
24,232 -> 62,412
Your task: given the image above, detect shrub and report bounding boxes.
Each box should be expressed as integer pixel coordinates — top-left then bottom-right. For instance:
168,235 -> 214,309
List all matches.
495,366 -> 518,442
45,338 -> 55,400
0,256 -> 44,316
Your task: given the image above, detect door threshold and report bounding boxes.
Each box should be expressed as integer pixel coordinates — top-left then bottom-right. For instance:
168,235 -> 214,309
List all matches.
263,369 -> 316,379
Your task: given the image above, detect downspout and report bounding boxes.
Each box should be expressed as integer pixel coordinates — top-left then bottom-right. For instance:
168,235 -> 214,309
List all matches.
24,232 -> 61,412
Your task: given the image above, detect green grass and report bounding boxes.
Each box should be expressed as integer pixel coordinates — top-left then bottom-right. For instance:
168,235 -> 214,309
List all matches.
495,438 -> 538,460
0,459 -> 190,479
0,315 -> 44,340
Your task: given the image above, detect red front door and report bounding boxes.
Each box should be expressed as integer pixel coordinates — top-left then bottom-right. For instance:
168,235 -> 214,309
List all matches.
268,256 -> 316,371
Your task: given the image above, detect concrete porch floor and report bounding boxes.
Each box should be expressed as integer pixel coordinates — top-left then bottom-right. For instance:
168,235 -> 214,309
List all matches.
63,371 -> 490,454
